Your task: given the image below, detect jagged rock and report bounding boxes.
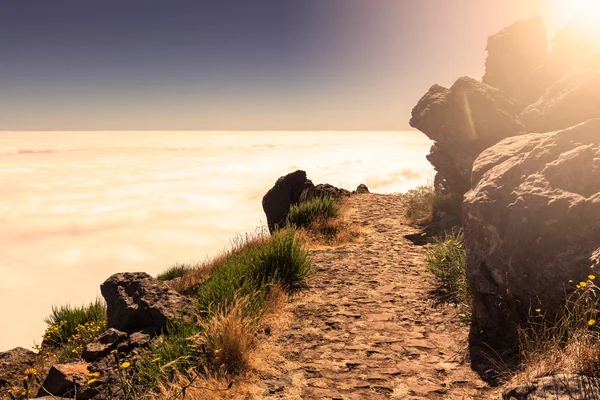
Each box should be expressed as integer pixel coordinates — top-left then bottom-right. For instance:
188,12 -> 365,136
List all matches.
0,347 -> 37,395
521,51 -> 600,132
101,272 -> 194,333
37,362 -> 98,399
262,170 -> 314,232
299,183 -> 350,203
410,76 -> 526,222
82,328 -> 127,362
483,17 -> 549,104
464,119 -> 600,324
353,184 -> 370,194
503,374 -> 600,399
116,330 -> 152,354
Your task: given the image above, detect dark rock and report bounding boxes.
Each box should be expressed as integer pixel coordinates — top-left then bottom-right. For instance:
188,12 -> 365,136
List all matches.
0,347 -> 37,395
82,328 -> 127,362
37,362 -> 98,399
101,272 -> 194,333
116,330 -> 152,354
299,183 -> 350,203
410,76 -> 526,222
262,170 -> 314,232
354,184 -> 370,194
503,374 -> 600,399
464,119 -> 600,325
483,17 -> 549,104
521,51 -> 600,132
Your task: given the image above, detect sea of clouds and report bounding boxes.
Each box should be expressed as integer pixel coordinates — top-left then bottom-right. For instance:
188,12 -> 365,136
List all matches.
0,130 -> 433,351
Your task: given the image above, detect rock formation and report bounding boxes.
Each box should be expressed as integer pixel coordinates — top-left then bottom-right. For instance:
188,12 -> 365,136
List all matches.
37,362 -> 97,399
262,170 -> 350,232
521,50 -> 600,132
262,170 -> 314,232
463,119 -> 600,323
482,17 -> 549,104
410,76 -> 526,222
100,272 -> 194,334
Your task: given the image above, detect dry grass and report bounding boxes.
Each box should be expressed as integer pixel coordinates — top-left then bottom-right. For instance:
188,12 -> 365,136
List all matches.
506,277 -> 600,386
404,184 -> 443,225
294,198 -> 361,246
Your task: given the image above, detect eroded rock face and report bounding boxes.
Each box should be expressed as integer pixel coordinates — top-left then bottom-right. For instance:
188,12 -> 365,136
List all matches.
298,183 -> 350,203
100,272 -> 194,334
410,77 -> 526,222
464,119 -> 600,323
483,17 -> 549,104
354,184 -> 370,194
521,51 -> 600,132
0,347 -> 37,396
262,170 -> 314,232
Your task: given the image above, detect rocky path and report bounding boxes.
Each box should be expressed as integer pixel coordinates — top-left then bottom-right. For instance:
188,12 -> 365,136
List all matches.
253,194 -> 494,399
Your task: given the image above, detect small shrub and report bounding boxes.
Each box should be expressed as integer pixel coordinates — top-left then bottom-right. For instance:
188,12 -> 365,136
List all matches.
404,184 -> 441,224
425,230 -> 468,304
286,197 -> 339,228
42,299 -> 107,348
156,263 -> 191,281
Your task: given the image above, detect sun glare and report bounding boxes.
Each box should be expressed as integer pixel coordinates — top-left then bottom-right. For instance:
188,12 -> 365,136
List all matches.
569,0 -> 600,45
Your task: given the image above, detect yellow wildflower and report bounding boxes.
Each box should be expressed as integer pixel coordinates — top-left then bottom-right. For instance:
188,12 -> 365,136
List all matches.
151,357 -> 161,363
87,378 -> 98,385
589,319 -> 597,326
121,361 -> 131,369
420,232 -> 426,237
24,368 -> 36,376
577,285 -> 582,289
87,372 -> 100,378
580,282 -> 588,287
535,308 -> 541,313
589,275 -> 596,280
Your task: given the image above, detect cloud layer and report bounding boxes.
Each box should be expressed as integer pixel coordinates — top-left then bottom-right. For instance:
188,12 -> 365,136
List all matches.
0,130 -> 433,350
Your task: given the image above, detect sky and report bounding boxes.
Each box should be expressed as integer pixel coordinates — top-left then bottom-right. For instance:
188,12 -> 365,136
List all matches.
0,0 -> 583,131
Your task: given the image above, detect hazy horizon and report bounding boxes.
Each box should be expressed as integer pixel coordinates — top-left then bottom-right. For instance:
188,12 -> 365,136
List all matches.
0,129 -> 433,351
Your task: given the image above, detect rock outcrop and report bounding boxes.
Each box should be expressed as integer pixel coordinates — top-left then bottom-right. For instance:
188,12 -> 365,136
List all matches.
262,170 -> 351,232
354,183 -> 370,194
520,51 -> 600,132
262,170 -> 314,232
410,76 -> 526,222
0,347 -> 37,395
482,17 -> 549,104
463,119 -> 600,323
100,272 -> 194,334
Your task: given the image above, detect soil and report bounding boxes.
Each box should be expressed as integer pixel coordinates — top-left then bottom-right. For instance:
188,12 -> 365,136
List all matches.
252,193 -> 495,399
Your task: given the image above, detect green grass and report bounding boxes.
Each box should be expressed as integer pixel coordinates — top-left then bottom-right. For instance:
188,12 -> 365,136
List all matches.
286,196 -> 339,228
156,263 -> 192,281
404,184 -> 442,224
42,299 -> 107,347
425,230 -> 469,304
128,228 -> 312,394
196,228 -> 312,317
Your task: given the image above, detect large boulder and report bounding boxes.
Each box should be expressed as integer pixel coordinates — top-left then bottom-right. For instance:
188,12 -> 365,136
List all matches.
521,51 -> 600,132
298,183 -> 350,203
262,170 -> 314,232
464,119 -> 600,324
100,272 -> 194,334
0,347 -> 37,396
483,17 -> 549,104
410,76 -> 526,222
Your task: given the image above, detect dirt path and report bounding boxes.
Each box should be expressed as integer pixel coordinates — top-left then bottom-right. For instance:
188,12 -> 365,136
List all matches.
252,193 -> 494,399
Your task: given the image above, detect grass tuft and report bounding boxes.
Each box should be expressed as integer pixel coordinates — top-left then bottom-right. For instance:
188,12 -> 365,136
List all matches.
156,263 -> 192,281
286,196 -> 339,228
42,299 -> 107,348
425,230 -> 469,306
